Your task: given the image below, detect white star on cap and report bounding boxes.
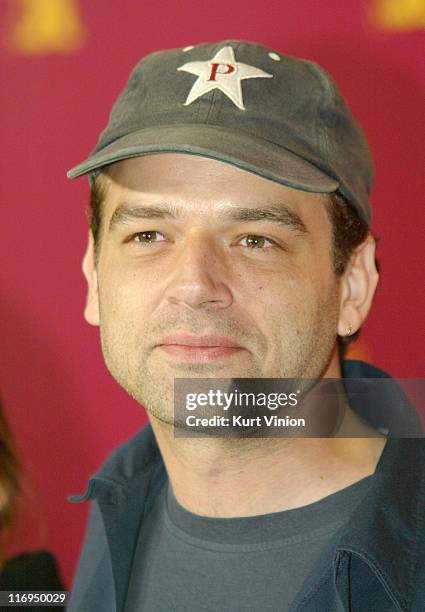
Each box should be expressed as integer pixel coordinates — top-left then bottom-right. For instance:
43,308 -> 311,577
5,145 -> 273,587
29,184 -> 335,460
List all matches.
178,46 -> 273,110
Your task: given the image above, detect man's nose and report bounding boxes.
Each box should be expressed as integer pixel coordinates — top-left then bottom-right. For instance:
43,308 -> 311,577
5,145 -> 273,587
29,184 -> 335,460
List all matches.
163,235 -> 233,310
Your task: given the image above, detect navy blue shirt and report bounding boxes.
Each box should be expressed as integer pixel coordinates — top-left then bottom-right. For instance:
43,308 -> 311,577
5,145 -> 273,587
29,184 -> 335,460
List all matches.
125,476 -> 372,611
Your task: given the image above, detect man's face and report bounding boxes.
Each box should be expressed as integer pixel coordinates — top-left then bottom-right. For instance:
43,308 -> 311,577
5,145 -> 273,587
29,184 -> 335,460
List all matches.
88,153 -> 342,425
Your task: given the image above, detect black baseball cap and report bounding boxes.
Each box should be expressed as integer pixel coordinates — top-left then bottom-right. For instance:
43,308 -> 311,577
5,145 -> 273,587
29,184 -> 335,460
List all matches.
67,39 -> 374,223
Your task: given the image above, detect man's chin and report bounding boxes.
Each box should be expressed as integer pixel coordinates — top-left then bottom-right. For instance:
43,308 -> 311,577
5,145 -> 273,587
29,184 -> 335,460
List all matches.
149,347 -> 258,377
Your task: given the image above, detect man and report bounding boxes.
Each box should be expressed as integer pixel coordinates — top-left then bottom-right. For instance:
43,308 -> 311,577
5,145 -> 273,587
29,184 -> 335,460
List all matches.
66,40 -> 424,611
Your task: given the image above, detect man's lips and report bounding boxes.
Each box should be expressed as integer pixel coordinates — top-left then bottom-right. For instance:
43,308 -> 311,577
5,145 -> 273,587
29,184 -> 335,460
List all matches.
159,333 -> 242,348
156,333 -> 245,362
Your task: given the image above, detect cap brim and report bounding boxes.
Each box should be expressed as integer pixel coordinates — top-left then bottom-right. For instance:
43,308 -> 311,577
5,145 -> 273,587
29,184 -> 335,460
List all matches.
67,124 -> 339,193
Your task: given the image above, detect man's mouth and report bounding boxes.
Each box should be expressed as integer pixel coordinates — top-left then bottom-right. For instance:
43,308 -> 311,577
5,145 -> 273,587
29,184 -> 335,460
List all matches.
156,333 -> 245,363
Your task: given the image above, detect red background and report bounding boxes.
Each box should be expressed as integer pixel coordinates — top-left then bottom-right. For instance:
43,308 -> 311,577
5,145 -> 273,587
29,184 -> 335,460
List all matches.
0,0 -> 424,588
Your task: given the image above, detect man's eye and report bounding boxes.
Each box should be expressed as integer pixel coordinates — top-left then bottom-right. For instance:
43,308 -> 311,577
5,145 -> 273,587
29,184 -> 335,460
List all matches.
131,231 -> 165,245
238,235 -> 275,249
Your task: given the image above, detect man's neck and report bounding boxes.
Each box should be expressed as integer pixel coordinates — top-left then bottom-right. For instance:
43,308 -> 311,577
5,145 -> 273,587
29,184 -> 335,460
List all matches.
148,353 -> 386,518
149,416 -> 386,518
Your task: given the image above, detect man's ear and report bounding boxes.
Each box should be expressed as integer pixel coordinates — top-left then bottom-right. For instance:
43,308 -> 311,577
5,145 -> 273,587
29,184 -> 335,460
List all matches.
337,235 -> 379,337
82,231 -> 100,326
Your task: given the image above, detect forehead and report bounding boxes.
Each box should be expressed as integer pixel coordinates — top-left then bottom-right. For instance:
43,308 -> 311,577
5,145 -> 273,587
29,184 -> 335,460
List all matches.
101,153 -> 331,227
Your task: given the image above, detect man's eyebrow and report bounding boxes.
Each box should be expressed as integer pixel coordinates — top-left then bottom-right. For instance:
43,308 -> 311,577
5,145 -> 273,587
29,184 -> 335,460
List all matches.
109,203 -> 181,230
109,202 -> 308,234
225,206 -> 308,233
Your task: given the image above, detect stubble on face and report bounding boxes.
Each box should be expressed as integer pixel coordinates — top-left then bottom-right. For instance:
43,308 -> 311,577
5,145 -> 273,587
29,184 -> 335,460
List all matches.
95,154 -> 341,429
98,278 -> 340,428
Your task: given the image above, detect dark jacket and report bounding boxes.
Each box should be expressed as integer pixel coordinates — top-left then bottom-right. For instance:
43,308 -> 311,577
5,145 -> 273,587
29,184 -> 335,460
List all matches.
67,361 -> 425,611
